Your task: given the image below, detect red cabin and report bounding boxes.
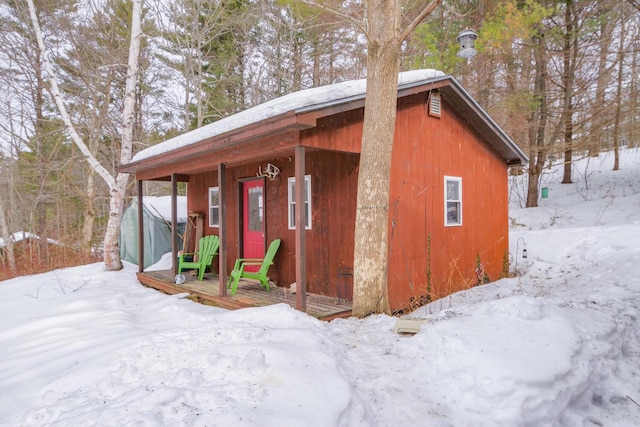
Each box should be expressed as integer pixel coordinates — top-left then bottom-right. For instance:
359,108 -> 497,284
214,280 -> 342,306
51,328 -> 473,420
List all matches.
120,71 -> 527,316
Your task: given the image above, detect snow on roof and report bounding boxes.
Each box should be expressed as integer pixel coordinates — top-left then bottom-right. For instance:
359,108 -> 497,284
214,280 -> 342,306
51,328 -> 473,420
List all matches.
141,196 -> 188,223
0,231 -> 60,247
130,69 -> 445,163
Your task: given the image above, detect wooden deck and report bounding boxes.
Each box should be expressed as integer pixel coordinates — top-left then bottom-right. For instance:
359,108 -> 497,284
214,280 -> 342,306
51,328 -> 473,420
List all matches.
138,270 -> 352,321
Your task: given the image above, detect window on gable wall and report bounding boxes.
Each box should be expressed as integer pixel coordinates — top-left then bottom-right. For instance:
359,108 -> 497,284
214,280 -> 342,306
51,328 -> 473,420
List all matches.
444,176 -> 462,227
288,175 -> 312,230
208,186 -> 219,227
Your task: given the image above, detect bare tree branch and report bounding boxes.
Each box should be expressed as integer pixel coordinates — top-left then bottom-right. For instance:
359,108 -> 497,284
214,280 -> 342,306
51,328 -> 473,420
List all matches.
400,0 -> 442,42
300,0 -> 367,37
627,0 -> 640,12
25,0 -> 116,190
26,0 -> 144,270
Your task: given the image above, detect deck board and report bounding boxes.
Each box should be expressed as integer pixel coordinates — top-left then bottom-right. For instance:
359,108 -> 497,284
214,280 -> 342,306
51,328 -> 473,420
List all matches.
138,270 -> 352,320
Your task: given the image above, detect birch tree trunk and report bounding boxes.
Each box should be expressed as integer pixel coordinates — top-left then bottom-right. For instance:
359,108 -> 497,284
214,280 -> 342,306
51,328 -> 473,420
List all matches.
103,0 -> 141,270
27,0 -> 143,271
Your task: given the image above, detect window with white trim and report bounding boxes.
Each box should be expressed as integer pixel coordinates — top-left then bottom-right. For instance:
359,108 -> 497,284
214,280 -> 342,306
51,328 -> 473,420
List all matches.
444,176 -> 462,227
208,186 -> 219,227
288,175 -> 311,230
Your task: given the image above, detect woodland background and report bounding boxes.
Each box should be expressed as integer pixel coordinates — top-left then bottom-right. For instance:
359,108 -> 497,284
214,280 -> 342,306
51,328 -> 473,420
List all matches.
1,0 -> 639,280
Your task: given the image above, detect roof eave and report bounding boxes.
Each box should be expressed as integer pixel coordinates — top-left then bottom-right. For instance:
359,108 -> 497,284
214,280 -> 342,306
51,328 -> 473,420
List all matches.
119,111 -> 312,175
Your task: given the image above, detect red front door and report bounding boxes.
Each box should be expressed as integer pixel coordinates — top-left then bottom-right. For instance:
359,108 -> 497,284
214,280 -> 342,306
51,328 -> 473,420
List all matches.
241,179 -> 265,271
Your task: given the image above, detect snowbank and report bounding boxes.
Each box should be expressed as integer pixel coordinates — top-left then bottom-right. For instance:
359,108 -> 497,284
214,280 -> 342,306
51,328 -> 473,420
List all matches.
1,147 -> 640,426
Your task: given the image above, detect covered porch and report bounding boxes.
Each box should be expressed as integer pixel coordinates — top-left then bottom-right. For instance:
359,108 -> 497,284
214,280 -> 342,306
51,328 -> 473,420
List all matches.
130,146 -> 327,315
125,140 -> 358,316
119,87 -> 364,316
137,270 -> 353,321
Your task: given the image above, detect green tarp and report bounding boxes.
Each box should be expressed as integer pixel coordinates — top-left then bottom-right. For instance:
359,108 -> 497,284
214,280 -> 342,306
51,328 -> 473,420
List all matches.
120,196 -> 187,268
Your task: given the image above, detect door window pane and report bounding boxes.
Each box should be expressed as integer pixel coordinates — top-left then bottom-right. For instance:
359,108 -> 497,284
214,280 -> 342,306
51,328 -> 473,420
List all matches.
248,186 -> 263,232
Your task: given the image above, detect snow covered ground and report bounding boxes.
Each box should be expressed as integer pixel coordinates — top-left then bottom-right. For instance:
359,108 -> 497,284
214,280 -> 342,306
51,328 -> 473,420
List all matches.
1,148 -> 639,426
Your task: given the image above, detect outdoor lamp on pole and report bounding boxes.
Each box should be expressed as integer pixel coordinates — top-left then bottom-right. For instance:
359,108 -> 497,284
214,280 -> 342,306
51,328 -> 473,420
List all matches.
456,29 -> 478,59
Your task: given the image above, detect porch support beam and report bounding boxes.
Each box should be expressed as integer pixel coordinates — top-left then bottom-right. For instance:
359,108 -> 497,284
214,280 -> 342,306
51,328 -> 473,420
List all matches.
137,179 -> 144,273
218,163 -> 227,296
171,173 -> 178,275
294,146 -> 307,311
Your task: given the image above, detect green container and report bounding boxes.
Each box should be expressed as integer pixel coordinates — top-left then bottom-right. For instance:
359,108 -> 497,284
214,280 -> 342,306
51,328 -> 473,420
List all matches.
541,187 -> 549,199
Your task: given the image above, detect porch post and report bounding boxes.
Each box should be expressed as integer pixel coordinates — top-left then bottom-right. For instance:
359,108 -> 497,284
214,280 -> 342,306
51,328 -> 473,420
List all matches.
218,163 -> 227,296
137,179 -> 144,273
295,146 -> 307,311
171,173 -> 178,275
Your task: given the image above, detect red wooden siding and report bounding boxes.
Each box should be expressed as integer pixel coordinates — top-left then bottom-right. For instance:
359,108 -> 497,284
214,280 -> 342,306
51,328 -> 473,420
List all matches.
182,90 -> 511,312
186,151 -> 359,299
302,109 -> 364,153
301,151 -> 358,299
387,94 -> 509,311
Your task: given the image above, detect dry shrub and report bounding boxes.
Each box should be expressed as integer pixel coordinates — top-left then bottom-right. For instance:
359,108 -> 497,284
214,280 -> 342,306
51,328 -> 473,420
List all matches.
0,240 -> 102,281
